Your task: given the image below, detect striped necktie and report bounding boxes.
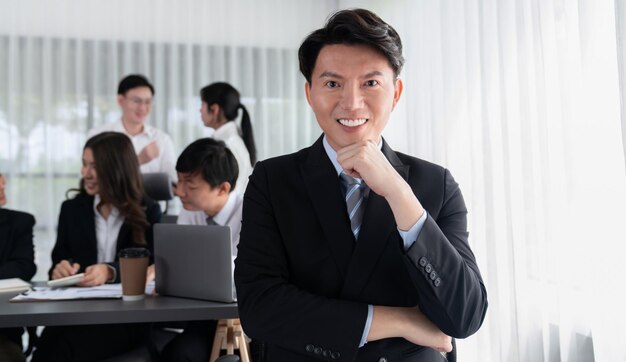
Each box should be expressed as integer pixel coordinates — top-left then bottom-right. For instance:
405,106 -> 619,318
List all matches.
340,172 -> 367,239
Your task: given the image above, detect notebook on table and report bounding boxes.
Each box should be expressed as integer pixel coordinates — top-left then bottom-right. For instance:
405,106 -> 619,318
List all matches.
153,223 -> 236,303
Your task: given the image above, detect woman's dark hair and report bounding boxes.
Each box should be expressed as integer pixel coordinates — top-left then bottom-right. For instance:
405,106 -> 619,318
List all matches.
79,132 -> 149,245
176,138 -> 239,191
298,8 -> 404,84
200,82 -> 257,165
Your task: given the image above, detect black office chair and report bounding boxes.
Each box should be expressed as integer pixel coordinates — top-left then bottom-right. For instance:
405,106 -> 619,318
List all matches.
142,173 -> 174,214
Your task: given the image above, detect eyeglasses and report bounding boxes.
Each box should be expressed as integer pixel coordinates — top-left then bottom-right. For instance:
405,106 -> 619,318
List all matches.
125,96 -> 153,107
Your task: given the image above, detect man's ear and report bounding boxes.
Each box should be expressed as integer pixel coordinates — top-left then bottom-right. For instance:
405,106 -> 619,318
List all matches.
117,94 -> 125,107
391,78 -> 403,110
304,82 -> 312,107
218,181 -> 232,195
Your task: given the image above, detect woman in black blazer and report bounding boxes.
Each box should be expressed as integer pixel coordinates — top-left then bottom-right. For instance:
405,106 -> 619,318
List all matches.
32,132 -> 161,362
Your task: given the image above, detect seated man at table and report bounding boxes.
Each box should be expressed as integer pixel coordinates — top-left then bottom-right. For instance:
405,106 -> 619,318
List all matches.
147,138 -> 241,362
0,172 -> 37,362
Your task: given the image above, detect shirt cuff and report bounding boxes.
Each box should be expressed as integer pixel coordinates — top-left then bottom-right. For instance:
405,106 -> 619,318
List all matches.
398,211 -> 428,250
359,304 -> 374,347
105,264 -> 117,283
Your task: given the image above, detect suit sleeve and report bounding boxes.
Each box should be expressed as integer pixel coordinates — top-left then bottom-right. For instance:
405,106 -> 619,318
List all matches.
404,168 -> 488,338
0,212 -> 37,281
49,201 -> 73,278
235,162 -> 367,362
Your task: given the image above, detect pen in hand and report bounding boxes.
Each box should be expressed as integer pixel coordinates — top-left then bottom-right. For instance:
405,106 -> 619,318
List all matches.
51,259 -> 81,280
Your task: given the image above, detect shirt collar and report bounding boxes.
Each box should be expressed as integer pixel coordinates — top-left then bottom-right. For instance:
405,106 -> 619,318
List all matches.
93,194 -> 120,218
322,135 -> 383,179
213,121 -> 239,139
116,119 -> 155,138
207,191 -> 238,226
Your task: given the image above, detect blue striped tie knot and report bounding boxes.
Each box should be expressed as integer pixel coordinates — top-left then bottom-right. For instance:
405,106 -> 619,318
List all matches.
340,172 -> 367,239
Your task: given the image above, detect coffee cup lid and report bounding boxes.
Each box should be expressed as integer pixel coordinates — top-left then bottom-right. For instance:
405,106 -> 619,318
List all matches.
118,247 -> 150,258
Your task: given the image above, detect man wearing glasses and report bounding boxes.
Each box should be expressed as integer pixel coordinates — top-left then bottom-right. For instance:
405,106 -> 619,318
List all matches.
87,74 -> 177,181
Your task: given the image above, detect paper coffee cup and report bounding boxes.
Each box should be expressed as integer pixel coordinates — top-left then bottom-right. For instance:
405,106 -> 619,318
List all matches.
118,247 -> 150,301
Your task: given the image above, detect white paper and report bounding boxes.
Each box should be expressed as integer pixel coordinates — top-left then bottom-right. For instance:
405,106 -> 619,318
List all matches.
10,282 -> 155,302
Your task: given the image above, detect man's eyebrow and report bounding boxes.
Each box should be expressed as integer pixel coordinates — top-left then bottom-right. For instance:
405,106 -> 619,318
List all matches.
318,71 -> 343,79
318,70 -> 385,79
364,70 -> 384,78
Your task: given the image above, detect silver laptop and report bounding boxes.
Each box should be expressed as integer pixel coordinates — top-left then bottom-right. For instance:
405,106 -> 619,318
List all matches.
154,223 -> 236,303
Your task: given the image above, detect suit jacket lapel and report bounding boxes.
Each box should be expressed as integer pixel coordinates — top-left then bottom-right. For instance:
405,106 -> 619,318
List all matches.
0,210 -> 9,259
300,137 -> 355,279
78,194 -> 98,257
341,140 -> 410,299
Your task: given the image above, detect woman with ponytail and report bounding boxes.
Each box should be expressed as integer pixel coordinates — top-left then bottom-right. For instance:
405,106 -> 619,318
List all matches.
199,82 -> 256,193
33,132 -> 161,362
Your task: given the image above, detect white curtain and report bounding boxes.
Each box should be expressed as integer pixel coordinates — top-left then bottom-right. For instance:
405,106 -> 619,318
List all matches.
0,0 -> 335,280
338,0 -> 626,361
618,0 -> 626,168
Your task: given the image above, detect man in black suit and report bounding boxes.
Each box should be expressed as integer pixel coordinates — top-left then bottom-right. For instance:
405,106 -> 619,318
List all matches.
0,173 -> 36,361
234,9 -> 488,362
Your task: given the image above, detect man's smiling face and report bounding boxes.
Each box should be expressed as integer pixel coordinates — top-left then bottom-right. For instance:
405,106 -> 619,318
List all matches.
305,43 -> 403,151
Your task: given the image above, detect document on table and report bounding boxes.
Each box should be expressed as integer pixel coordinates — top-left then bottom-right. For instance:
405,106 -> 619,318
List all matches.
9,282 -> 155,302
0,278 -> 32,293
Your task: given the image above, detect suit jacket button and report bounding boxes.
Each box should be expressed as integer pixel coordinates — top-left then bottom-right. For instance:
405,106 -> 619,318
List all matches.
305,344 -> 314,352
323,350 -> 331,358
434,277 -> 441,287
419,257 -> 428,267
331,351 -> 341,359
430,271 -> 437,280
378,358 -> 388,362
425,264 -> 432,273
314,347 -> 323,355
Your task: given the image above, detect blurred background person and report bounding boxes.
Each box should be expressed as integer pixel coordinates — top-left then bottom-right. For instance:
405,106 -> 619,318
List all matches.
147,138 -> 241,362
32,132 -> 161,362
88,74 -> 177,182
200,82 -> 256,194
0,173 -> 36,362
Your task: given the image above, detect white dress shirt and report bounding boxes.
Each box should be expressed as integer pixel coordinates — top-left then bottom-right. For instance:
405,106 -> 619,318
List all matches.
93,194 -> 124,263
176,192 -> 244,256
87,119 -> 177,182
213,122 -> 253,194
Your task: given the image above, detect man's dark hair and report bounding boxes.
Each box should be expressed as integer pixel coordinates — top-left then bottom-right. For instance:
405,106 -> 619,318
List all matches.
298,8 -> 404,84
176,138 -> 239,191
118,74 -> 155,95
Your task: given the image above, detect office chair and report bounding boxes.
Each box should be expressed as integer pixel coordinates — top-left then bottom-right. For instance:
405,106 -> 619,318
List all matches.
141,172 -> 174,214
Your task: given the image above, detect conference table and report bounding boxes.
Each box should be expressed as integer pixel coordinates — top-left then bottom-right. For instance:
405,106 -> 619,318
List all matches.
0,285 -> 239,328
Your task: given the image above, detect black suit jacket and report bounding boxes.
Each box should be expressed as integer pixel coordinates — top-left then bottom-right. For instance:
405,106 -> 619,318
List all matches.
0,208 -> 37,345
234,136 -> 488,362
0,208 -> 37,281
48,193 -> 161,282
